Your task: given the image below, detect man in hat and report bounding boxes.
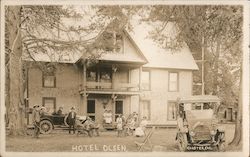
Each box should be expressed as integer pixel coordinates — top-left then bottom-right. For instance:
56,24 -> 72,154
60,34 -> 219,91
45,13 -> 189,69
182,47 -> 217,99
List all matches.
67,107 -> 77,134
32,105 -> 41,138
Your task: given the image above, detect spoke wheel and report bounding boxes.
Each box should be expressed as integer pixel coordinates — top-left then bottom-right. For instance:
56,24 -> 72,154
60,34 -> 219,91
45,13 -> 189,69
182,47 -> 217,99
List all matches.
177,133 -> 188,151
40,120 -> 53,134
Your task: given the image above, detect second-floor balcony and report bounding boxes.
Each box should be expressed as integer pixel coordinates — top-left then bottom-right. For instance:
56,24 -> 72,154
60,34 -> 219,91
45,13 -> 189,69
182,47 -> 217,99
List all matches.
86,81 -> 139,90
79,81 -> 140,95
78,62 -> 142,95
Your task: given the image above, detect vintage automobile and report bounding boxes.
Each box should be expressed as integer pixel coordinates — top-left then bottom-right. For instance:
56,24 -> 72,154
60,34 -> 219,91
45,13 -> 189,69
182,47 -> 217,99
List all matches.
39,112 -> 69,134
175,95 -> 225,151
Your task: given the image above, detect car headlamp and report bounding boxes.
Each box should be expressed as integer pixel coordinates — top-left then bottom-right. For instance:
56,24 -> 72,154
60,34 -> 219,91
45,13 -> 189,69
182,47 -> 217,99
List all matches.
210,130 -> 216,135
190,131 -> 195,137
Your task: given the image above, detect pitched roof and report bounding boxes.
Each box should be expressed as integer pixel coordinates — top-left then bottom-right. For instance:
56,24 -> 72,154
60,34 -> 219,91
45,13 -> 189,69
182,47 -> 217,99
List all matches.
23,17 -> 198,70
128,21 -> 198,70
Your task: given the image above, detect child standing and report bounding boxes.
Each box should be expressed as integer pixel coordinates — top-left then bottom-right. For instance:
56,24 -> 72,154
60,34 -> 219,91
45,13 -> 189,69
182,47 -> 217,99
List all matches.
116,114 -> 123,137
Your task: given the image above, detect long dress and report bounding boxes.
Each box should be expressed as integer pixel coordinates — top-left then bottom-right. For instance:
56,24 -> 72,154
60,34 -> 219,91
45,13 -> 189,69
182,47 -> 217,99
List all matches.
116,117 -> 123,130
135,119 -> 148,137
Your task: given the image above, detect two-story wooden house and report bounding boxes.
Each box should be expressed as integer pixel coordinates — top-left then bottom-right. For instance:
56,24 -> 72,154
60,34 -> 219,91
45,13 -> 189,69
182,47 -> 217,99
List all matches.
24,21 -> 198,127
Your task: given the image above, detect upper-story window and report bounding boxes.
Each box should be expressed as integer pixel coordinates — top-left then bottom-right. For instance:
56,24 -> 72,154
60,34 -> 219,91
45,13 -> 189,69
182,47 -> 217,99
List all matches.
42,67 -> 56,88
142,70 -> 150,90
87,69 -> 97,82
100,70 -> 112,83
102,31 -> 124,53
168,72 -> 179,92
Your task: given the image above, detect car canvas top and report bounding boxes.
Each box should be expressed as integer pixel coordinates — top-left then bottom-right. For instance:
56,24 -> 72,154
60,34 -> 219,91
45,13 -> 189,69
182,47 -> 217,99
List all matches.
178,95 -> 220,103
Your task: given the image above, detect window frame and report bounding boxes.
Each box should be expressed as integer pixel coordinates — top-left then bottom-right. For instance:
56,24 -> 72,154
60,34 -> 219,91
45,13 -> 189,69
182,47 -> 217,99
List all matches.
86,68 -> 98,82
141,69 -> 151,91
100,68 -> 112,83
102,31 -> 124,53
141,100 -> 151,120
42,72 -> 56,88
167,101 -> 177,121
42,97 -> 56,113
168,72 -> 179,92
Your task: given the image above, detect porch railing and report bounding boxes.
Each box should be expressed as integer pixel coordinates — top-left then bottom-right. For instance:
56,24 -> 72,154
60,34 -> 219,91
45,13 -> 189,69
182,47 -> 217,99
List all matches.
79,82 -> 139,91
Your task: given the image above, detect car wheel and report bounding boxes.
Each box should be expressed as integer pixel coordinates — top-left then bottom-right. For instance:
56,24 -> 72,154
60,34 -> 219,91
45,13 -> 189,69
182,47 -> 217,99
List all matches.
177,133 -> 188,151
217,142 -> 226,152
40,120 -> 53,134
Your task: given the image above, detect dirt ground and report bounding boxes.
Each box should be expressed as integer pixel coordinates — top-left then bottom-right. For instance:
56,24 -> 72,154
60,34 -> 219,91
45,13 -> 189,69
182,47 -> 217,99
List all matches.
6,124 -> 241,152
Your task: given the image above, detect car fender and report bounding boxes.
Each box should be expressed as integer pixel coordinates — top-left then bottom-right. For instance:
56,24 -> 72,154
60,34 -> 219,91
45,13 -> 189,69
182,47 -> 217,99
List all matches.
217,125 -> 225,132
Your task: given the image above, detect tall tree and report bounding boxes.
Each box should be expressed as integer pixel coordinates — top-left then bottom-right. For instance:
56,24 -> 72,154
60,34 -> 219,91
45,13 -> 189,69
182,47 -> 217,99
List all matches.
143,5 -> 243,146
5,5 -> 109,136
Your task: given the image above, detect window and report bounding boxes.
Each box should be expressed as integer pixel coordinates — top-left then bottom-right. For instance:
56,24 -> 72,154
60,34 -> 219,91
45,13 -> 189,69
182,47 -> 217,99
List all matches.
43,74 -> 56,88
168,72 -> 179,92
87,100 -> 95,121
100,70 -> 112,83
102,31 -> 124,53
87,69 -> 97,82
42,97 -> 56,114
141,100 -> 151,120
115,100 -> 123,120
142,70 -> 150,90
168,102 -> 177,120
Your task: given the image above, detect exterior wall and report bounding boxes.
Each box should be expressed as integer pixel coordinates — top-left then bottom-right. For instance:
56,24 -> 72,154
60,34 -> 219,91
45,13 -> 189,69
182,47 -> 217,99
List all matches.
27,63 -> 193,126
140,68 -> 193,125
27,63 -> 140,125
28,64 -> 81,123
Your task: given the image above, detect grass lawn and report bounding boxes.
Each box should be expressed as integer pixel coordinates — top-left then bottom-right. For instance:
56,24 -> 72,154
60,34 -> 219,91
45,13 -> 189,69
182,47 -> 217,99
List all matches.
5,124 -> 240,152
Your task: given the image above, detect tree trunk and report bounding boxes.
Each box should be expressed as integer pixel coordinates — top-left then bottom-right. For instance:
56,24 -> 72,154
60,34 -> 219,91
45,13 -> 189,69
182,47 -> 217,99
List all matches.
7,6 -> 25,136
212,38 -> 221,95
229,64 -> 242,146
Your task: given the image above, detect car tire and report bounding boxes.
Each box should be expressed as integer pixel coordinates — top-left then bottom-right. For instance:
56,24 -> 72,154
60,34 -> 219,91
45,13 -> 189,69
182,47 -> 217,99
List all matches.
217,142 -> 226,152
40,120 -> 53,134
177,133 -> 188,151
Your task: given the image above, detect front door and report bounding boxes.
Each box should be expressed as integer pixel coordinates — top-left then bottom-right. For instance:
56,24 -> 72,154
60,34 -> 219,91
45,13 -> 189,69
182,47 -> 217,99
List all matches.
87,99 -> 96,121
115,100 -> 123,120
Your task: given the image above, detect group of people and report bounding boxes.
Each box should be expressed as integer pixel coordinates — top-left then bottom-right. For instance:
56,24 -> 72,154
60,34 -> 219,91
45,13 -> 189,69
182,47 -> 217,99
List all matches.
116,112 -> 148,137
31,105 -> 78,138
32,105 -> 148,138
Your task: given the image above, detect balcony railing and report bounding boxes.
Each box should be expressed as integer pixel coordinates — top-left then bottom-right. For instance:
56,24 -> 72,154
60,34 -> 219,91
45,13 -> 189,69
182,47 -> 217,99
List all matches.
79,82 -> 139,91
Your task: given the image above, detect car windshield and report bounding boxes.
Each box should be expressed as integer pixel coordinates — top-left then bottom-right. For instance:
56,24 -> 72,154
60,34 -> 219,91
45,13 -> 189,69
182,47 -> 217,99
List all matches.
191,103 -> 202,110
190,102 -> 215,110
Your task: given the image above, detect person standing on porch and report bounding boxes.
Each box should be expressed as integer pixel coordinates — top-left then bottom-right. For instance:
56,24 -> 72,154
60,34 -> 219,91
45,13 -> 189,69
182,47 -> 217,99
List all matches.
32,105 -> 41,138
67,107 -> 77,134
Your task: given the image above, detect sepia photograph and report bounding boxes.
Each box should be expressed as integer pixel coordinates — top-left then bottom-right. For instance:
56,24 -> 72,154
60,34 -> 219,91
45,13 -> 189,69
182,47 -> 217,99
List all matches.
0,1 -> 249,157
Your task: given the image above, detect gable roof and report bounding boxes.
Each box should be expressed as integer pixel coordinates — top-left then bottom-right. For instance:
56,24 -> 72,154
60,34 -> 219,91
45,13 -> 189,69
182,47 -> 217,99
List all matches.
97,30 -> 148,64
127,21 -> 198,70
23,17 -> 198,71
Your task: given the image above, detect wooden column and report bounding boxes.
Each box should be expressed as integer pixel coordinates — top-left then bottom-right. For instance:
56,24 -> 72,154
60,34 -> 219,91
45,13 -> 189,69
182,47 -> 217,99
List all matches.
112,65 -> 117,90
138,67 -> 142,120
81,60 -> 87,115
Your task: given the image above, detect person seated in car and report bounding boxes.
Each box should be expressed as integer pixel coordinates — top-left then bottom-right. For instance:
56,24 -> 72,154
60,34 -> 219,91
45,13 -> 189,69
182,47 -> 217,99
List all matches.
57,107 -> 63,115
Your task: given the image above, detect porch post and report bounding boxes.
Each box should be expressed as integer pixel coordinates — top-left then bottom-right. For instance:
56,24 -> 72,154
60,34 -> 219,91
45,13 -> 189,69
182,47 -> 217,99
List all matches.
112,64 -> 117,90
138,67 -> 142,120
81,60 -> 87,115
